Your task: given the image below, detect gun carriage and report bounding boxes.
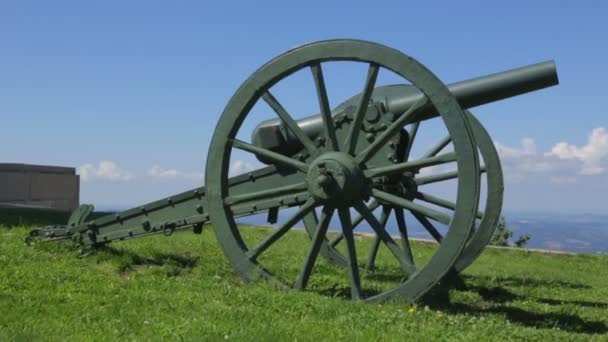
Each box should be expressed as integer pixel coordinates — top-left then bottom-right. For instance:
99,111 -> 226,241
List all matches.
29,39 -> 559,302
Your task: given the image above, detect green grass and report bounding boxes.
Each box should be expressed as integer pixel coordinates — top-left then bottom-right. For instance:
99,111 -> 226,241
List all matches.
1,225 -> 607,341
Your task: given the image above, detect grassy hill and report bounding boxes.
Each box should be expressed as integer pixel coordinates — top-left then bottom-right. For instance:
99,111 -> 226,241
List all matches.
1,225 -> 607,341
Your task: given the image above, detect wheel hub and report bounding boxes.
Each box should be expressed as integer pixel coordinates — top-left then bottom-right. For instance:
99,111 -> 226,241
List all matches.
307,152 -> 367,207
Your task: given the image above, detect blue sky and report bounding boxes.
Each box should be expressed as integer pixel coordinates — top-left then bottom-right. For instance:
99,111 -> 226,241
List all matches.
1,1 -> 607,212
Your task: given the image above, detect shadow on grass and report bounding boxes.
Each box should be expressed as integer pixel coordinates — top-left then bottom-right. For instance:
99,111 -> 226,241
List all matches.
314,284 -> 382,300
421,273 -> 607,335
79,244 -> 607,334
537,298 -> 608,309
468,274 -> 592,290
95,245 -> 199,277
362,272 -> 406,283
444,302 -> 606,334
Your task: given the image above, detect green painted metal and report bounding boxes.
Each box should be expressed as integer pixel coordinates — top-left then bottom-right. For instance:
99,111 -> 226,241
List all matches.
251,61 -> 558,158
26,38 -> 558,303
322,85 -> 504,274
66,204 -> 94,228
205,39 -> 481,302
453,111 -> 504,272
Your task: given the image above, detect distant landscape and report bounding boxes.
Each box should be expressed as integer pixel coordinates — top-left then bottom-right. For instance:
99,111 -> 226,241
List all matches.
235,210 -> 608,255
503,211 -> 608,254
96,205 -> 608,255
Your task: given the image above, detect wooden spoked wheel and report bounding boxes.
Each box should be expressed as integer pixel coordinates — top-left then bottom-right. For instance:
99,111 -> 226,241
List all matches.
324,102 -> 504,274
453,111 -> 503,272
206,39 -> 480,301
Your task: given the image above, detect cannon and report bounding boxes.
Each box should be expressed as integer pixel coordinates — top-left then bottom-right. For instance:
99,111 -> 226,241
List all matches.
28,39 -> 559,302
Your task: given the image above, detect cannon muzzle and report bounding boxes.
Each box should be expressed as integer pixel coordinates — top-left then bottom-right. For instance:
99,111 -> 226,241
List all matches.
252,60 -> 559,156
385,60 -> 558,119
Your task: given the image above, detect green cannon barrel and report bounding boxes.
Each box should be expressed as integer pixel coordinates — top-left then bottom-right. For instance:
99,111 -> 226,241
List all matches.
252,60 -> 558,157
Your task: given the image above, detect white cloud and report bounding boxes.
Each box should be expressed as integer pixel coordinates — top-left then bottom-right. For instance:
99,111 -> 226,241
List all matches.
495,138 -> 556,178
78,161 -> 132,182
493,127 -> 608,183
147,165 -> 203,181
496,137 -> 537,159
147,159 -> 260,181
545,127 -> 608,175
229,159 -> 259,176
147,165 -> 179,178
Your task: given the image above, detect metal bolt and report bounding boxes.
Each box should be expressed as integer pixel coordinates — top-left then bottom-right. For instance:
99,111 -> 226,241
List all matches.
344,106 -> 355,118
376,102 -> 386,113
316,174 -> 331,187
366,107 -> 380,122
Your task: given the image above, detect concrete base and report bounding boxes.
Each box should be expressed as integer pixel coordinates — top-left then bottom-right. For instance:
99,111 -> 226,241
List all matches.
0,163 -> 79,211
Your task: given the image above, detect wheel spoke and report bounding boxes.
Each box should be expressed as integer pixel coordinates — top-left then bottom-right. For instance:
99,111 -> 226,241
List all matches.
405,122 -> 421,160
415,191 -> 484,219
422,135 -> 452,158
247,198 -> 318,260
364,152 -> 457,178
310,63 -> 339,151
372,188 -> 451,225
415,166 -> 486,186
338,208 -> 362,300
344,63 -> 380,155
416,169 -> 457,186
355,96 -> 429,165
262,91 -> 318,155
394,209 -> 415,268
366,237 -> 381,271
412,212 -> 444,243
329,199 -> 380,247
365,206 -> 391,271
231,139 -> 308,173
353,201 -> 416,275
225,181 -> 308,206
295,205 -> 334,290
